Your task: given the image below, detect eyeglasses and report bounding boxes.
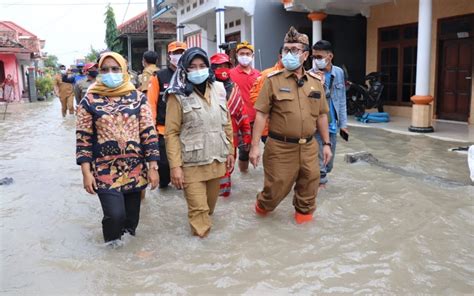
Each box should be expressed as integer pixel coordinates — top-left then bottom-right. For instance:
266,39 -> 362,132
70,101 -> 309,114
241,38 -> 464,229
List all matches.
282,47 -> 305,55
99,66 -> 122,73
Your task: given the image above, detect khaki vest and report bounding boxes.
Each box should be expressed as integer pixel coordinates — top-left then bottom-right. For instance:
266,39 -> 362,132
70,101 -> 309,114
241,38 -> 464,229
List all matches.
176,81 -> 230,167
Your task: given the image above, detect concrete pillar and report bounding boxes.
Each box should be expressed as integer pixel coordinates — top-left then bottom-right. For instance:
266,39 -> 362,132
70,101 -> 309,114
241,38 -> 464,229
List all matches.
409,0 -> 434,133
215,6 -> 226,53
307,12 -> 327,45
177,24 -> 185,42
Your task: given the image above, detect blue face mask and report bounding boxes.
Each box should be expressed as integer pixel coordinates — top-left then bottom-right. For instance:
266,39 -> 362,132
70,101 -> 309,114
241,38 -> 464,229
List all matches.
101,73 -> 123,88
282,52 -> 302,71
187,68 -> 209,84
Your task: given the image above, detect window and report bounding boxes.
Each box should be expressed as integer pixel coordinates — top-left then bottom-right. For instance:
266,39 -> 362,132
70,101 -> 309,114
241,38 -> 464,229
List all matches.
378,24 -> 418,105
236,19 -> 241,26
186,6 -> 190,12
224,23 -> 228,29
199,0 -> 204,4
193,2 -> 197,8
229,21 -> 234,28
181,9 -> 184,15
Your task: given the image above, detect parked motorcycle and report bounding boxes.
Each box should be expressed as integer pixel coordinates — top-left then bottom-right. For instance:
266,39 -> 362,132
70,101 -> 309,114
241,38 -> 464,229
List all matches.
343,69 -> 385,116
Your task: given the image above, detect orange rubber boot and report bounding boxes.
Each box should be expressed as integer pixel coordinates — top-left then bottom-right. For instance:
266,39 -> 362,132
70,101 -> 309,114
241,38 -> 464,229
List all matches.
295,212 -> 313,224
255,201 -> 268,216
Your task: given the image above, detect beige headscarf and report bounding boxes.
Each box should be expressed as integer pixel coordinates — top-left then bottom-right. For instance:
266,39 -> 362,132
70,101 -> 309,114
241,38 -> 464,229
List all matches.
88,52 -> 136,97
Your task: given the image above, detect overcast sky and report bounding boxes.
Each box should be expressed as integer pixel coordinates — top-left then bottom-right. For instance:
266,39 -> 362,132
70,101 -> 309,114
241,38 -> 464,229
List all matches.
0,0 -> 148,66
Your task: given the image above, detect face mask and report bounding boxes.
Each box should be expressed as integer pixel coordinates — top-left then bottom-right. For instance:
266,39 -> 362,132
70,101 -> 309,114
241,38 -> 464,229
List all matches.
169,54 -> 182,66
214,68 -> 230,81
88,70 -> 99,78
282,52 -> 302,71
101,73 -> 123,88
237,55 -> 253,66
187,68 -> 209,84
60,70 -> 66,75
314,58 -> 328,70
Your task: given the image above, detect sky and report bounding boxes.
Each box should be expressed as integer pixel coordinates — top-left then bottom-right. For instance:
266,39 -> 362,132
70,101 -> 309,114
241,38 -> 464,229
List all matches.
0,0 -> 148,66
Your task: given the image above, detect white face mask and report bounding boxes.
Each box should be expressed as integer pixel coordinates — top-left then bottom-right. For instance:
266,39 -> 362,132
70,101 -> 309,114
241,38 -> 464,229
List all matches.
237,55 -> 253,66
169,54 -> 182,66
313,58 -> 328,70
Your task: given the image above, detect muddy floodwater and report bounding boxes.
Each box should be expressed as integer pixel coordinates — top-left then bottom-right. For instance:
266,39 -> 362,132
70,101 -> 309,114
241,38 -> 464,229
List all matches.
1,99 -> 473,295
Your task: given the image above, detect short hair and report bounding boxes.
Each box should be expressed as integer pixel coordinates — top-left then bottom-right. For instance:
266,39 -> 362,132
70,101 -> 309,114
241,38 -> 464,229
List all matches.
59,65 -> 65,69
143,51 -> 158,64
312,40 -> 333,53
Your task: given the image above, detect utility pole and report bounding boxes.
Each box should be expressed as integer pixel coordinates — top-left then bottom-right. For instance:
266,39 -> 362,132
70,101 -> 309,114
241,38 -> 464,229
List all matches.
147,0 -> 154,51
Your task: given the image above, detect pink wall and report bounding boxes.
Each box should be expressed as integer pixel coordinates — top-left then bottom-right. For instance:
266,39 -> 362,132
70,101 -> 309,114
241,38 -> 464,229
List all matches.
0,54 -> 23,101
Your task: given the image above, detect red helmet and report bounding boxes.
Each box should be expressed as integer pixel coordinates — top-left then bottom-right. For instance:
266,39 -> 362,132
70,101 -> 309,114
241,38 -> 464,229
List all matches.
210,53 -> 231,66
83,62 -> 97,72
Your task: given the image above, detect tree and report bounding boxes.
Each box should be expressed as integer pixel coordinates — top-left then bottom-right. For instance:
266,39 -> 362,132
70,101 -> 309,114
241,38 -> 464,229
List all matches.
85,46 -> 100,63
44,55 -> 59,69
104,4 -> 121,53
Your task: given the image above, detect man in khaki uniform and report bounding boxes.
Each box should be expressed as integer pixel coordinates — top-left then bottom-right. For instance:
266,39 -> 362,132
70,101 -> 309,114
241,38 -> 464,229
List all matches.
249,27 -> 332,224
139,50 -> 159,93
54,65 -> 74,117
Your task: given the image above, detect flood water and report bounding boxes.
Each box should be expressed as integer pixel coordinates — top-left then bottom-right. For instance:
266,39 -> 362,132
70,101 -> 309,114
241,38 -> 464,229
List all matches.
1,99 -> 473,295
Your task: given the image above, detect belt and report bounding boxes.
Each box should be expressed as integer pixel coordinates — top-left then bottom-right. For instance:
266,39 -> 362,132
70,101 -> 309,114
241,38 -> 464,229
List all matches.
268,131 -> 313,144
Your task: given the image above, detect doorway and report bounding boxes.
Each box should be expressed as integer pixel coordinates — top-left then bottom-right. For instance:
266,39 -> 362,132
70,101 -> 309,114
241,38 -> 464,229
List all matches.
437,14 -> 473,122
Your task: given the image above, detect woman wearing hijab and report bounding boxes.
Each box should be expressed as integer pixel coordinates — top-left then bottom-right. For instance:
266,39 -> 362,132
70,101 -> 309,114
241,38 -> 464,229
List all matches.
76,52 -> 160,245
165,47 -> 234,238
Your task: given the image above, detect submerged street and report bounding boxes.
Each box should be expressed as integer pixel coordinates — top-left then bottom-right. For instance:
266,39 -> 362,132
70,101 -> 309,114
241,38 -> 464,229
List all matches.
0,99 -> 473,294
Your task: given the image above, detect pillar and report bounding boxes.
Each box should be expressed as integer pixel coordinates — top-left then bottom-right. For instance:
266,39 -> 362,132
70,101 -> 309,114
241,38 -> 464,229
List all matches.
215,6 -> 226,53
177,24 -> 185,42
409,0 -> 434,133
127,35 -> 132,70
307,12 -> 327,45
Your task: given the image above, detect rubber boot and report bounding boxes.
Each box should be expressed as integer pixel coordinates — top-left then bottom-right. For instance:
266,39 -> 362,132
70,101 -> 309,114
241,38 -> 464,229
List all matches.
295,212 -> 313,224
255,201 -> 268,216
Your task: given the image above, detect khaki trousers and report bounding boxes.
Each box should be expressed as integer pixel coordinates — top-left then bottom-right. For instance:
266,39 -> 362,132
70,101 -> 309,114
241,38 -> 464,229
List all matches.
257,137 -> 320,214
59,93 -> 75,116
183,178 -> 221,236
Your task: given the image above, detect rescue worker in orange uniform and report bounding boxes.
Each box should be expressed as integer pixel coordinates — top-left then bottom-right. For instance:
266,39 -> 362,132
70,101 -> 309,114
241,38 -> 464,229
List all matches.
147,41 -> 187,188
249,27 -> 332,224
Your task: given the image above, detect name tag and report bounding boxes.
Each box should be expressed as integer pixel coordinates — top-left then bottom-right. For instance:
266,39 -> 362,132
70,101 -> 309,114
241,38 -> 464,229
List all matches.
308,91 -> 321,99
279,87 -> 291,93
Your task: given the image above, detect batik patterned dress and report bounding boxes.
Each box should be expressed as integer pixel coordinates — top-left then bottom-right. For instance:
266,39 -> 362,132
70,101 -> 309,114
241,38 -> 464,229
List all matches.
76,90 -> 160,193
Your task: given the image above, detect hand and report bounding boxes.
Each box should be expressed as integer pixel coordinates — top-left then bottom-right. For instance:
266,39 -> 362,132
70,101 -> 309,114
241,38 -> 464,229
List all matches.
171,167 -> 185,190
249,144 -> 260,168
322,145 -> 333,166
147,168 -> 159,190
82,171 -> 97,194
226,154 -> 235,171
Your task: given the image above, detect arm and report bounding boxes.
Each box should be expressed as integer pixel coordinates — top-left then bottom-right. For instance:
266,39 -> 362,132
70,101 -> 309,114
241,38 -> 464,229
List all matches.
138,94 -> 160,163
317,88 -> 332,165
164,94 -> 185,189
147,75 -> 160,126
74,83 -> 82,103
337,69 -> 348,130
76,98 -> 97,194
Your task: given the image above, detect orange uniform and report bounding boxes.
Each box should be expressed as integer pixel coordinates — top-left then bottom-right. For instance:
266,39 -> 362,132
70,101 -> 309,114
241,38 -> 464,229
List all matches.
249,61 -> 284,136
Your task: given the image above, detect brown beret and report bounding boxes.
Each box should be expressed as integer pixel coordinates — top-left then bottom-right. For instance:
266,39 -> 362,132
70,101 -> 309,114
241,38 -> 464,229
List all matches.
283,26 -> 309,45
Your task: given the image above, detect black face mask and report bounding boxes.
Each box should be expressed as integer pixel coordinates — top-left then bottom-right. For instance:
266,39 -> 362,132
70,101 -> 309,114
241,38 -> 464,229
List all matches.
88,70 -> 99,78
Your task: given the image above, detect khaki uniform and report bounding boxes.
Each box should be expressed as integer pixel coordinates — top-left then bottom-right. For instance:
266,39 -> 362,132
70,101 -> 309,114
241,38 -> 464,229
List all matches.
140,64 -> 159,92
254,69 -> 329,214
54,74 -> 74,116
165,82 -> 234,236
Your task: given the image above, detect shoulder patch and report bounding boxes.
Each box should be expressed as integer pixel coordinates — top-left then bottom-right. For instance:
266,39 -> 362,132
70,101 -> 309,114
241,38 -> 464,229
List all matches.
267,69 -> 284,78
307,71 -> 322,81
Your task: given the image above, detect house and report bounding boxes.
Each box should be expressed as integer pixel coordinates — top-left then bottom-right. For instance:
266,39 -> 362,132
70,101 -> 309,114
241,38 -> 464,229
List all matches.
0,21 -> 44,102
118,10 -> 176,72
175,0 -> 473,130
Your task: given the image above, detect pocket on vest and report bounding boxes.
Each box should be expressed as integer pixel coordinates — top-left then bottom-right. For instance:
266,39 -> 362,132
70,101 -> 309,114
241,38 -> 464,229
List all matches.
181,136 -> 204,163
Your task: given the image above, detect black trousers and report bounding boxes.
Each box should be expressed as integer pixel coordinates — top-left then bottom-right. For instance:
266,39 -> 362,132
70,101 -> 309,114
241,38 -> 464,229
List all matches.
158,134 -> 171,188
97,191 -> 142,242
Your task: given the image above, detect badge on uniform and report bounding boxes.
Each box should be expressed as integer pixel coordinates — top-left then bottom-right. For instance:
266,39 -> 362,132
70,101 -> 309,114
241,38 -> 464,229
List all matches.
279,87 -> 291,93
308,91 -> 321,99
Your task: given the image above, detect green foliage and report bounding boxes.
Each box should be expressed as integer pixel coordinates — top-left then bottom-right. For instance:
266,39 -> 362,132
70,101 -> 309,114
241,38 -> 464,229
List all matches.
36,76 -> 55,98
104,4 -> 121,53
85,46 -> 100,63
44,55 -> 59,69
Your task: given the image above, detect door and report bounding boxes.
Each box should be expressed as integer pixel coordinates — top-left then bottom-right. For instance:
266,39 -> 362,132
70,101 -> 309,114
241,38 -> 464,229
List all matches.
437,15 -> 473,122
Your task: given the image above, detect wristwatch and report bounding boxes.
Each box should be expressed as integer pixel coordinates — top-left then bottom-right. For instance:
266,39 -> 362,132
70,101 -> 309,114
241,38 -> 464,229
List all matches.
323,142 -> 332,147
149,164 -> 159,171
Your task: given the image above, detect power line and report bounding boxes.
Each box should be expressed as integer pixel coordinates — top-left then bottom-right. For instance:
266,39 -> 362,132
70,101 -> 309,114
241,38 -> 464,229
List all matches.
122,0 -> 132,23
